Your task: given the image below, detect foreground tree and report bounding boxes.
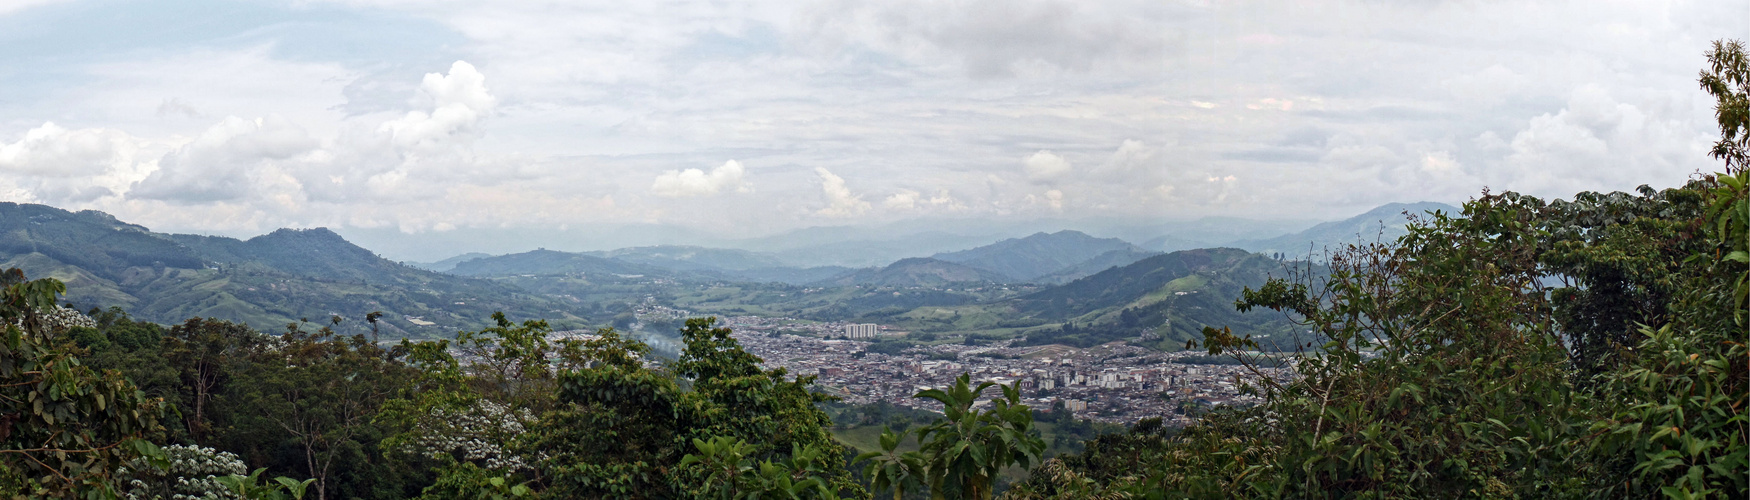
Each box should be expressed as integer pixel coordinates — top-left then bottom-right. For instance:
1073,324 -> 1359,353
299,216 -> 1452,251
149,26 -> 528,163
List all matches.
0,269 -> 168,496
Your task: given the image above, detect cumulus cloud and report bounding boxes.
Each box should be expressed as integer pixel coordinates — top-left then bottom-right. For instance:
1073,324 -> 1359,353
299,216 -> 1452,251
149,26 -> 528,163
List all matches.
1022,150 -> 1072,182
651,159 -> 750,197
884,188 -> 921,209
379,61 -> 496,150
814,167 -> 869,217
1024,188 -> 1065,211
885,188 -> 965,211
1495,85 -> 1706,196
130,115 -> 317,203
0,123 -> 135,177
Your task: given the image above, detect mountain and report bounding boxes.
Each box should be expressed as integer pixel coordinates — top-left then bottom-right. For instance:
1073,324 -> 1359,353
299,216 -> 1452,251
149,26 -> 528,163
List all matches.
999,248 -> 1313,349
931,230 -> 1148,282
587,245 -> 786,272
448,249 -> 672,277
1030,248 -> 1163,284
1235,202 -> 1460,257
813,258 -> 1011,287
407,253 -> 491,272
718,266 -> 856,285
0,202 -> 586,336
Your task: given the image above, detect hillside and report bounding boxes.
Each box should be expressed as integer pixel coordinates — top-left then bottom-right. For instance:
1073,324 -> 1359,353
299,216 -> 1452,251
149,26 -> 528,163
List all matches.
1235,201 -> 1459,257
449,249 -> 672,277
1030,248 -> 1161,284
407,252 -> 491,272
1008,248 -> 1312,349
588,245 -> 787,272
932,230 -> 1147,282
0,202 -> 586,336
814,258 -> 1011,287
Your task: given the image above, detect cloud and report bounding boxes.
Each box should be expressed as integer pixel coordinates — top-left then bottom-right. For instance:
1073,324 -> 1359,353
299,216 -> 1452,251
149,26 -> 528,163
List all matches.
379,61 -> 495,149
1024,188 -> 1065,211
129,115 -> 317,203
814,167 -> 869,217
803,0 -> 1177,78
884,188 -> 921,209
0,122 -> 136,177
651,159 -> 750,197
155,98 -> 202,118
0,0 -> 67,15
1494,85 -> 1707,196
883,188 -> 965,211
1023,150 -> 1072,182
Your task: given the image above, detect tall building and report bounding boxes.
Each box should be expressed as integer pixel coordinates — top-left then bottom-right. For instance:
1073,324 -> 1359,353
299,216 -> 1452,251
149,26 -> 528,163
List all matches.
844,323 -> 879,339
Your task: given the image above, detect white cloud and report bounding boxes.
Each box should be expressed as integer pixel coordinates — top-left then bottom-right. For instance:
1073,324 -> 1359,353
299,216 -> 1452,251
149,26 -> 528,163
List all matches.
652,159 -> 750,198
1023,150 -> 1072,182
0,0 -> 67,15
129,115 -> 318,203
0,0 -> 1737,240
814,167 -> 870,217
884,188 -> 920,209
0,123 -> 136,177
379,61 -> 495,150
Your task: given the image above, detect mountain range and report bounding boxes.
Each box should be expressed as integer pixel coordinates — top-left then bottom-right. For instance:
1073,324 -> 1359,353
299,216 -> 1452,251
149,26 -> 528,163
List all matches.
1234,201 -> 1460,257
0,203 -> 586,336
931,230 -> 1153,282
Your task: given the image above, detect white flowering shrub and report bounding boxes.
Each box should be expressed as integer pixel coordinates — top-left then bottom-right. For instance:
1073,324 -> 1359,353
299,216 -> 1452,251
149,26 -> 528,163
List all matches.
9,305 -> 97,332
403,399 -> 538,472
119,444 -> 247,500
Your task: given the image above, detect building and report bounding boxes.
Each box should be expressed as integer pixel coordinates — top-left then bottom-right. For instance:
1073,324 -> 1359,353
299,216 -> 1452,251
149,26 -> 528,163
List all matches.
844,323 -> 879,339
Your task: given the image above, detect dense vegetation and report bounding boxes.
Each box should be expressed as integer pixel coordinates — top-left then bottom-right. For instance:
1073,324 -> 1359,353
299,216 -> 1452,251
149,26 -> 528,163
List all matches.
0,41 -> 1745,499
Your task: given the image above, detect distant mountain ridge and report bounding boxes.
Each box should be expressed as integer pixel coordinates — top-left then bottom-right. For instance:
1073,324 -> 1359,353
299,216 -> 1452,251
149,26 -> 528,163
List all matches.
449,249 -> 670,277
0,202 -> 585,335
586,245 -> 787,272
932,230 -> 1150,282
1002,247 -> 1313,349
813,258 -> 1010,287
1234,201 -> 1460,256
407,252 -> 490,272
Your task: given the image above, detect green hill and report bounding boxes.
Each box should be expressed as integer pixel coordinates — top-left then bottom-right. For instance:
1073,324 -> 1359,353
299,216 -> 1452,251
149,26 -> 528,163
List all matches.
0,202 -> 588,336
1006,248 -> 1313,349
814,257 -> 1012,287
449,249 -> 673,278
932,230 -> 1146,282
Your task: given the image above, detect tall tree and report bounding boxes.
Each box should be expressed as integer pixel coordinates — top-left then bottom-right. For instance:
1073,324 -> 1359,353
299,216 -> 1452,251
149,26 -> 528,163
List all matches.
0,269 -> 168,496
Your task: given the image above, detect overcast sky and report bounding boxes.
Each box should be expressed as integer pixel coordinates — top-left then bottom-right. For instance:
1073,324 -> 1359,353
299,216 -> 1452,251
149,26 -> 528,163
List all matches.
0,0 -> 1744,244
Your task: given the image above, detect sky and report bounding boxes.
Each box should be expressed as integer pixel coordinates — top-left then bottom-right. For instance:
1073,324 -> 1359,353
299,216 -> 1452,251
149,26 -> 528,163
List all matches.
0,0 -> 1745,257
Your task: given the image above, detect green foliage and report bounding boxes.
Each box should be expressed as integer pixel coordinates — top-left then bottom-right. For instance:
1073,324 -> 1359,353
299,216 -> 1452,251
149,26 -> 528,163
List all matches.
0,269 -> 169,497
214,468 -> 316,500
529,317 -> 857,498
855,374 -> 1045,500
678,436 -> 845,499
1009,44 -> 1750,497
221,319 -> 416,500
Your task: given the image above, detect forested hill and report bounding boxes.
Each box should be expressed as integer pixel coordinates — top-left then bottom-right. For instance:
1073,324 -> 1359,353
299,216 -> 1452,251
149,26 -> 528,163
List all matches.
812,257 -> 1011,287
448,248 -> 673,277
0,202 -> 585,335
931,230 -> 1150,282
1005,247 -> 1309,348
1016,247 -> 1273,318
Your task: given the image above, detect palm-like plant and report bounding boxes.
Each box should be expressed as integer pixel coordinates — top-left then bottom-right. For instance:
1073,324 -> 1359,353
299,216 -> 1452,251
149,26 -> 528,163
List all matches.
911,374 -> 1047,500
857,428 -> 926,500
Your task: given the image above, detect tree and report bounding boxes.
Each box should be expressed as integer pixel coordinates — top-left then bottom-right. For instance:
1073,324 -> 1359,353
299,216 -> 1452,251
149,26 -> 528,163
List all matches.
907,374 -> 1045,500
162,317 -> 260,442
226,319 -> 410,500
0,269 -> 169,496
